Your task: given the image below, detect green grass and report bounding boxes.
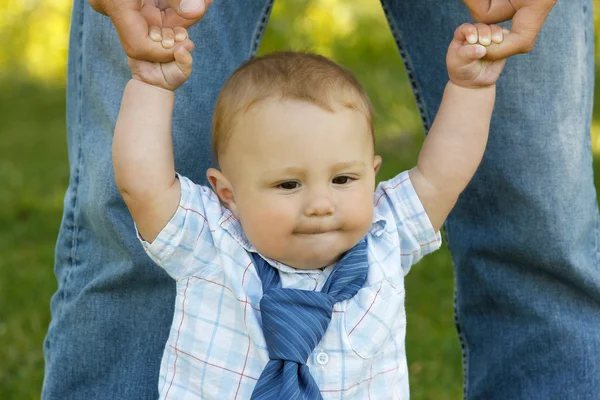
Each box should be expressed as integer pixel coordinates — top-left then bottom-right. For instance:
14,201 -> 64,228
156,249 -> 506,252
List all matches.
0,79 -> 69,399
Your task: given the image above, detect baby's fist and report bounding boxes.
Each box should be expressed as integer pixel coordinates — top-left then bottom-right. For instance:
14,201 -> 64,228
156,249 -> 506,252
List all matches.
447,23 -> 507,88
129,27 -> 194,91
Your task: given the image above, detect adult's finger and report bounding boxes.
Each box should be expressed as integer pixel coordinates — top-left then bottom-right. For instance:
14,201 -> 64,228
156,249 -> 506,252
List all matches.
462,0 -> 516,24
88,0 -> 109,16
167,0 -> 209,18
483,4 -> 553,60
89,0 -> 141,18
483,31 -> 534,60
462,0 -> 557,59
112,9 -> 181,62
163,0 -> 212,27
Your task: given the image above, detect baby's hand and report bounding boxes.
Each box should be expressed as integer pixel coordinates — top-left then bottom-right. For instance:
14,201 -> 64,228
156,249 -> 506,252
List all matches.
447,23 -> 507,88
128,27 -> 194,91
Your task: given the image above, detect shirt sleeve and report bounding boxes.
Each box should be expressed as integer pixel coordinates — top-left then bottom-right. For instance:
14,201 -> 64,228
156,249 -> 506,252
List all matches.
136,174 -> 220,279
373,170 -> 442,274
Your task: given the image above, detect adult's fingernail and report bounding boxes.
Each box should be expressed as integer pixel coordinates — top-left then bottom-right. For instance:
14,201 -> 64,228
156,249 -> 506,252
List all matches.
180,0 -> 203,13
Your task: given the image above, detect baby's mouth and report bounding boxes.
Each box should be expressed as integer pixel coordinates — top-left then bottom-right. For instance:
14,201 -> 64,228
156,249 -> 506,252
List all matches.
294,219 -> 341,235
294,227 -> 339,235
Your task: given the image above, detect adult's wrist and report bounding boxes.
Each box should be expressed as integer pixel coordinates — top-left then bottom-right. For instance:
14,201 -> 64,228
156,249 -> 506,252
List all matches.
88,0 -> 127,17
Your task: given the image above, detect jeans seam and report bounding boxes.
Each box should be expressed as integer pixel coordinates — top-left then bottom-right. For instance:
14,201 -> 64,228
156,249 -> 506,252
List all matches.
378,0 -> 432,131
64,1 -> 85,301
443,224 -> 470,400
454,274 -> 469,400
596,207 -> 600,268
247,0 -> 275,59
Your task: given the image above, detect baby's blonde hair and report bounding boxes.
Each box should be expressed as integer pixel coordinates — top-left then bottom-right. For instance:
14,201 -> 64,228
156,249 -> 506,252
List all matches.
212,51 -> 374,163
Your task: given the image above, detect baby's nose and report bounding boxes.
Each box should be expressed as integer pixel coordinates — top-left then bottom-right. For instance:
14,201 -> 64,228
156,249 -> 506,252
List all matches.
304,195 -> 335,217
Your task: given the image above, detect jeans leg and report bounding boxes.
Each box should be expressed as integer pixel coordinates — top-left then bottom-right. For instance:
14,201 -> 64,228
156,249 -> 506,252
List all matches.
42,1 -> 274,398
381,0 -> 600,398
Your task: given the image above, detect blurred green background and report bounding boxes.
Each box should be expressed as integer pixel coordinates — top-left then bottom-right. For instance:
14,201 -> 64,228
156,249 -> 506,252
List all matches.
2,1 -> 600,399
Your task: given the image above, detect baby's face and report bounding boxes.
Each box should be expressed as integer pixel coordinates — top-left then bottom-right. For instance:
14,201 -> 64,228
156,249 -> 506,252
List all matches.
219,99 -> 381,270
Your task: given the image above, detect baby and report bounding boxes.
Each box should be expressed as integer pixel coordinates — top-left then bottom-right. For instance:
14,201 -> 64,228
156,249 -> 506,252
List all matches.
113,22 -> 507,399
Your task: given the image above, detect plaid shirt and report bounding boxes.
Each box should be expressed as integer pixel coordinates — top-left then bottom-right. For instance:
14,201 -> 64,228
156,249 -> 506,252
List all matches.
139,170 -> 441,399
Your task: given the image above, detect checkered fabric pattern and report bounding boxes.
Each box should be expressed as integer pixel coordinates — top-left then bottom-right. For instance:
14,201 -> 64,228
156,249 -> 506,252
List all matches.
139,170 -> 441,400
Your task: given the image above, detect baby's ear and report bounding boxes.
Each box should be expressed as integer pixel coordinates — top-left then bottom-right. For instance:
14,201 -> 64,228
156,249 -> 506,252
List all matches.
373,155 -> 382,175
206,168 -> 238,215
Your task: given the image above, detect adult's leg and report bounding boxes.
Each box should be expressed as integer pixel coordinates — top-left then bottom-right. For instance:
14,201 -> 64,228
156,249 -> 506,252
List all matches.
381,0 -> 600,398
42,1 -> 274,398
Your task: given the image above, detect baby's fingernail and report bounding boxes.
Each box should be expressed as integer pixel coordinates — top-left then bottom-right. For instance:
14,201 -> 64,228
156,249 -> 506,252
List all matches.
502,28 -> 510,35
180,0 -> 203,13
476,45 -> 486,57
480,37 -> 491,45
492,33 -> 502,43
163,39 -> 174,48
467,34 -> 477,44
150,33 -> 161,41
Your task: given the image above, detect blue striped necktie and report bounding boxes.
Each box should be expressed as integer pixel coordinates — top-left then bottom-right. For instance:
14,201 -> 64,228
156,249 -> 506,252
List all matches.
249,238 -> 368,400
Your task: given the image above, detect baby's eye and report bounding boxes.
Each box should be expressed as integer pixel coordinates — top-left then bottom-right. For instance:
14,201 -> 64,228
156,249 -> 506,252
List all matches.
278,181 -> 300,190
332,176 -> 353,185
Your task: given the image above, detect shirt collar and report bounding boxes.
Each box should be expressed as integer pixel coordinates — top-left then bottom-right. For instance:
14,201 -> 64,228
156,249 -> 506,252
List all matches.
218,206 -> 387,274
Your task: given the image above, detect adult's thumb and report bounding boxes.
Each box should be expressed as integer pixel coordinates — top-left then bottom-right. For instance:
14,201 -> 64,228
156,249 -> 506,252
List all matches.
483,32 -> 535,61
168,0 -> 209,20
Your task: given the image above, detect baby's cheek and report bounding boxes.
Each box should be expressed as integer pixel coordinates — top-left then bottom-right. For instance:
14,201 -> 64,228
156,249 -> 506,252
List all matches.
343,192 -> 374,232
241,202 -> 294,245
257,202 -> 294,228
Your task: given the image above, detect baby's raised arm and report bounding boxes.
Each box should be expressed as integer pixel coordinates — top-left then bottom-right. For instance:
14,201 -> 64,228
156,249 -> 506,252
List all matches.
113,28 -> 194,242
409,23 -> 507,232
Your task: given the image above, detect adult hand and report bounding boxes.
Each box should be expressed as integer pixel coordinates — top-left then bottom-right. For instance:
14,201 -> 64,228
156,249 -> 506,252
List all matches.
88,0 -> 212,62
461,0 -> 558,60
129,28 -> 194,91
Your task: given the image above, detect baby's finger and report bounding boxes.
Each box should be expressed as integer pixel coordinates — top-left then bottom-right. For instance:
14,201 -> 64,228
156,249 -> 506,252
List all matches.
459,44 -> 487,61
181,38 -> 194,53
149,25 -> 162,42
490,24 -> 504,44
174,45 -> 193,76
161,28 -> 175,49
454,23 -> 478,45
476,23 -> 492,46
174,27 -> 188,42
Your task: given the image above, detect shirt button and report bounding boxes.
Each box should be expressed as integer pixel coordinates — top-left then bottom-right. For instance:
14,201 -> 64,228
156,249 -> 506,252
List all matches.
316,351 -> 329,365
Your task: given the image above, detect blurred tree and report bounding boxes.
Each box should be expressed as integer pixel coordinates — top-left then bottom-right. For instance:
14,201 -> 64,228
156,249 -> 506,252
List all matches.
1,0 -> 70,83
1,0 -> 422,136
260,0 -> 422,139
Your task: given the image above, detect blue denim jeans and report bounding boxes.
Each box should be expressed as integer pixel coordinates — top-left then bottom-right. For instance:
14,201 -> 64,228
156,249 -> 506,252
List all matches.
43,0 -> 600,398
